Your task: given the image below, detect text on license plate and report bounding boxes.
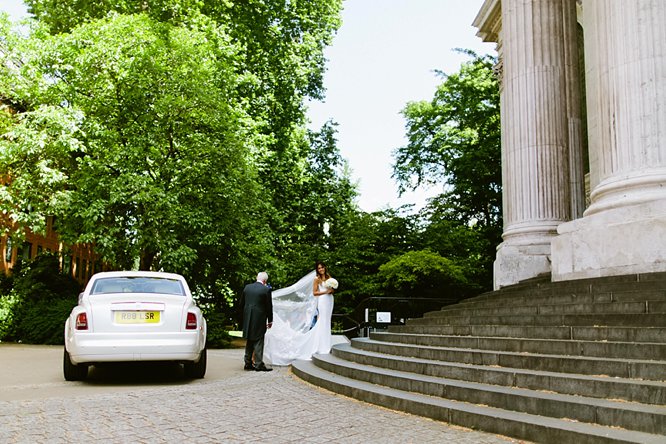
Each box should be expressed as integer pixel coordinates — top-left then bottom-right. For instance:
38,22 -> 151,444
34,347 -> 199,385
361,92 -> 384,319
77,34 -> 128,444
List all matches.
115,311 -> 160,324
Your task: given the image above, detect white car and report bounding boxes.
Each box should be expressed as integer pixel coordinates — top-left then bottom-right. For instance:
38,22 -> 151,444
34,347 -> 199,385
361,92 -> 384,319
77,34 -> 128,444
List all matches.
64,271 -> 207,381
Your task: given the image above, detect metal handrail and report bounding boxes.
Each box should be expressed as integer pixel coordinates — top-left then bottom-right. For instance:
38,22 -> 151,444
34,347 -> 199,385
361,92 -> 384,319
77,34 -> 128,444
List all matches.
331,313 -> 366,335
331,296 -> 459,337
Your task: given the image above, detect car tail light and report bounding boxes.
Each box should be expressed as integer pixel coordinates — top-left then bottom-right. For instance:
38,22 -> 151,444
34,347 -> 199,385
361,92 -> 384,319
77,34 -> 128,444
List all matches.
186,312 -> 197,330
75,313 -> 88,330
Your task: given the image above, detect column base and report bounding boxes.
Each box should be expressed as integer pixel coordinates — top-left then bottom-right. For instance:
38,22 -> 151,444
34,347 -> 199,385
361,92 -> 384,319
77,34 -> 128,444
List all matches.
493,240 -> 552,290
551,200 -> 666,281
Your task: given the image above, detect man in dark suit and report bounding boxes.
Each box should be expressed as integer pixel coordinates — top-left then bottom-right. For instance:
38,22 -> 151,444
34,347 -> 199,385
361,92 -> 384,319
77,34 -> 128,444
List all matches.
240,271 -> 273,371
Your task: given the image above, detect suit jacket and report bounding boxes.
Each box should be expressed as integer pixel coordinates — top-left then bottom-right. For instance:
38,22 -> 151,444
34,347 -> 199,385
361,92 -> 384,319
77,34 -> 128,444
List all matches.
240,281 -> 273,341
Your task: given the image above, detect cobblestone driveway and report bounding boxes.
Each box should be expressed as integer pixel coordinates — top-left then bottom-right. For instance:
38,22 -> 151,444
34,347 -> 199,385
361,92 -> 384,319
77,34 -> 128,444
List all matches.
0,347 -> 523,443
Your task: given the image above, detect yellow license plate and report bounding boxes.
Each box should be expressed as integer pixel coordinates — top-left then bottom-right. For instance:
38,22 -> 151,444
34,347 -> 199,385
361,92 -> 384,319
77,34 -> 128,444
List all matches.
115,311 -> 160,324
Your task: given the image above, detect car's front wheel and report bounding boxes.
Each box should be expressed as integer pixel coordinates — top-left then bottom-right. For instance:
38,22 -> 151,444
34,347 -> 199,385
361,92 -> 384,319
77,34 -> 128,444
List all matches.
63,348 -> 88,381
184,347 -> 207,379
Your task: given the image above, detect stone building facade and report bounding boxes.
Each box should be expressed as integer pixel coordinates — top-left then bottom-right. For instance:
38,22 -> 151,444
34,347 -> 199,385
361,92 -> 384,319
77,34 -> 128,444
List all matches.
474,0 -> 666,288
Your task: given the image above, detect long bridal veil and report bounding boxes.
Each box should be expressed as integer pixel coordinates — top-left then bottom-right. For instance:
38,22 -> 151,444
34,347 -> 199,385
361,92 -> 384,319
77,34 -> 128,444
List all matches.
264,270 -> 319,365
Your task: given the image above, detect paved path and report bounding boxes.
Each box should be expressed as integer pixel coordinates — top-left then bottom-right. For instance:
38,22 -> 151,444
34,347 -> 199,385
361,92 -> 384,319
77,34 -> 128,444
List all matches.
0,345 -> 524,443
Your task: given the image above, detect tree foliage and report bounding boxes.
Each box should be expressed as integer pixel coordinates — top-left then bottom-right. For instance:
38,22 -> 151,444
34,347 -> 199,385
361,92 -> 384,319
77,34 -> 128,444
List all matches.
272,121 -> 357,280
0,2 -> 348,326
1,14 -> 262,279
393,51 -> 502,290
377,249 -> 467,298
324,207 -> 423,310
394,50 -> 500,227
1,3 -> 503,339
23,0 -> 342,146
1,253 -> 80,344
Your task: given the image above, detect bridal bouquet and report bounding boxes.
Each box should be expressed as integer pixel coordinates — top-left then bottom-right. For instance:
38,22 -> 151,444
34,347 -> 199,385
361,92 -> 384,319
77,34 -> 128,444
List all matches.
324,278 -> 338,290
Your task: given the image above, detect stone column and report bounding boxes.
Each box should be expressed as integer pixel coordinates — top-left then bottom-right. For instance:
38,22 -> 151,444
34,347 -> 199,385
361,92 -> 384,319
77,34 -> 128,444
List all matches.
552,1 -> 666,280
563,0 -> 586,220
493,0 -> 572,289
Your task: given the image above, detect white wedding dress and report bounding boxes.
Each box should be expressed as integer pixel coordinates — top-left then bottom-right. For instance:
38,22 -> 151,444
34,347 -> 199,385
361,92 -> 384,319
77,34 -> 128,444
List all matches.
264,271 -> 334,365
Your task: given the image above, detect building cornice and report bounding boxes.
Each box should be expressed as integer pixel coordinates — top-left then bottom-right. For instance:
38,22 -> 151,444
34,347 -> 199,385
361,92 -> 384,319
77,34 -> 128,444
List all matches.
472,0 -> 501,43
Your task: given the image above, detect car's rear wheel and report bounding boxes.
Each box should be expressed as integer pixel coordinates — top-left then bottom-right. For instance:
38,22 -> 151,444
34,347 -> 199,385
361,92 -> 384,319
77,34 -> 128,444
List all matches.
63,348 -> 88,381
184,347 -> 207,379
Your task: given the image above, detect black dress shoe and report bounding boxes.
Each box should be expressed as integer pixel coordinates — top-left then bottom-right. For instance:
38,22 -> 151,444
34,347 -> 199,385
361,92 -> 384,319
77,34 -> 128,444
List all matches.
254,365 -> 273,372
244,364 -> 254,371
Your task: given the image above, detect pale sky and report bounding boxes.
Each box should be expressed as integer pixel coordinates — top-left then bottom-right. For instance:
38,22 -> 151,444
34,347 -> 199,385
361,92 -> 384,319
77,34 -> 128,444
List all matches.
1,0 -> 496,212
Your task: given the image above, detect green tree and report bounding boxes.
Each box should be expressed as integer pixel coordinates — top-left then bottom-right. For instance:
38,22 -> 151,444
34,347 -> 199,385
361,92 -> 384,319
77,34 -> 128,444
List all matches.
275,122 -> 357,280
18,0 -> 346,285
326,207 -> 423,310
22,0 -> 343,159
393,51 -> 501,289
1,3 -> 352,326
377,249 -> 467,299
2,253 -> 80,344
0,14 -> 263,280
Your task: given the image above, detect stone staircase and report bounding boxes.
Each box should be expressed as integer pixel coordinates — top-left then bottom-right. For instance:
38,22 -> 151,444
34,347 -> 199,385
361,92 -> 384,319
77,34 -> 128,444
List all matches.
292,272 -> 666,443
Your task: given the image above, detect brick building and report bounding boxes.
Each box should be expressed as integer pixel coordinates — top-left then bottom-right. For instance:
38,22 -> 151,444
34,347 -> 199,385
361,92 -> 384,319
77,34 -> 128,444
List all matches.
1,215 -> 104,287
1,98 -> 105,287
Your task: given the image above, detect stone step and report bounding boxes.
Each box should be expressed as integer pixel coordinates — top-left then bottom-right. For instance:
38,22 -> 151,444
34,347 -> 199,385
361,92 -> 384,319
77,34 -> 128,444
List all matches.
448,289 -> 666,312
292,358 -> 665,444
424,300 -> 666,319
572,279 -> 666,295
332,343 -> 666,406
314,351 -> 666,435
390,324 -> 575,339
572,326 -> 666,342
457,284 -> 666,314
468,274 -> 666,302
390,324 -> 666,343
406,312 -> 666,328
370,331 -> 666,360
292,272 -> 666,443
352,338 -> 666,381
491,282 -> 666,300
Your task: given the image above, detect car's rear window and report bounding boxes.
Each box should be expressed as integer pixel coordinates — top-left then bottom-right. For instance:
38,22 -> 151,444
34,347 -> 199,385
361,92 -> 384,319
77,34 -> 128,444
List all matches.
91,277 -> 185,296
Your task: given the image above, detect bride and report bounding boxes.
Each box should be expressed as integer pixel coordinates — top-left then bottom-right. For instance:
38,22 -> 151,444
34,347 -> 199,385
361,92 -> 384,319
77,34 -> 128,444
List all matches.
264,262 -> 337,365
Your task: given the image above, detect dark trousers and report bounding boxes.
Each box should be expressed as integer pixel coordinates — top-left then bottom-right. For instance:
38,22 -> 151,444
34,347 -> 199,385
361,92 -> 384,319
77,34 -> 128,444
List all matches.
244,336 -> 265,367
